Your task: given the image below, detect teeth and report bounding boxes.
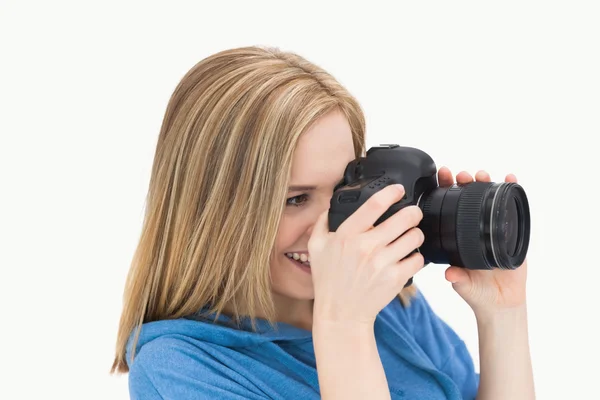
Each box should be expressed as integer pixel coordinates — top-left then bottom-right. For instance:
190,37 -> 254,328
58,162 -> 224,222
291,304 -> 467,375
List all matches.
285,252 -> 311,264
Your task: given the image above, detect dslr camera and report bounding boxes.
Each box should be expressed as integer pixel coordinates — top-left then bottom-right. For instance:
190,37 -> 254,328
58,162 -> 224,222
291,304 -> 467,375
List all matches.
329,145 -> 531,287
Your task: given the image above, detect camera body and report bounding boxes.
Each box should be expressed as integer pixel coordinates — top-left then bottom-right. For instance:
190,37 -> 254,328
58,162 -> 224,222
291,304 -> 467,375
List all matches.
329,144 -> 436,230
328,144 -> 531,287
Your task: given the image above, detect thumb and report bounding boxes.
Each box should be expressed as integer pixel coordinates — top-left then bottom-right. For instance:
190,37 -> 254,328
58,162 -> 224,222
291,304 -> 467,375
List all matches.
445,266 -> 472,288
308,209 -> 330,249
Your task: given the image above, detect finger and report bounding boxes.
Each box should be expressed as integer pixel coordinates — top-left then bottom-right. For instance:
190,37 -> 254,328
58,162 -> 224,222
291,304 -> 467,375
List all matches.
456,171 -> 473,185
438,166 -> 454,187
475,170 -> 491,182
391,251 -> 425,290
372,227 -> 424,268
445,266 -> 472,290
445,266 -> 469,284
366,205 -> 423,246
336,184 -> 405,236
505,173 -> 518,183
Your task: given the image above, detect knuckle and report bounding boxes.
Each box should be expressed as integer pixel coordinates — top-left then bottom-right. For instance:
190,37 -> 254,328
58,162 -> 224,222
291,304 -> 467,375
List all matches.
357,239 -> 374,258
399,205 -> 422,225
411,205 -> 424,222
370,195 -> 388,212
412,252 -> 425,268
415,252 -> 425,264
411,227 -> 425,246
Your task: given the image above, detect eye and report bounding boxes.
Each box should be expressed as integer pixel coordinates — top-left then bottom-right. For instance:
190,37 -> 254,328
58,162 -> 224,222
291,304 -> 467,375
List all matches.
286,194 -> 309,207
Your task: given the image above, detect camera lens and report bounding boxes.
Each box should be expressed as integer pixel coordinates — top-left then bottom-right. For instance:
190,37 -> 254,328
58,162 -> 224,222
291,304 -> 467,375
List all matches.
417,182 -> 530,270
505,198 -> 519,256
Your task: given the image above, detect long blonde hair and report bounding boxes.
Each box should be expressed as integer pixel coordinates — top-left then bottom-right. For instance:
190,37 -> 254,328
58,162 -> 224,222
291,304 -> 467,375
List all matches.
111,45 -> 416,373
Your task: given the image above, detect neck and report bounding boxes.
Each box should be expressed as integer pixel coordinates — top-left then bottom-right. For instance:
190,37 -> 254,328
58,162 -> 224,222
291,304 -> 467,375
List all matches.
222,293 -> 314,331
271,292 -> 314,331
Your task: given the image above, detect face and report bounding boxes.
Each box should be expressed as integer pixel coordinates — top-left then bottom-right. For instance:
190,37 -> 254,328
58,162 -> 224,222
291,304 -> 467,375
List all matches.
270,109 -> 356,301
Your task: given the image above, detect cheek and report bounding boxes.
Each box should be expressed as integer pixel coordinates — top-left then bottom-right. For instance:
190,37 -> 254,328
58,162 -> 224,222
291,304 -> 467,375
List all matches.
270,213 -> 316,299
275,214 -> 306,250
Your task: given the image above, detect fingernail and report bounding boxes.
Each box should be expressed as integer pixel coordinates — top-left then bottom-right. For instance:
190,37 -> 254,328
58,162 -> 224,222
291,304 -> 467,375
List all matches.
394,184 -> 404,192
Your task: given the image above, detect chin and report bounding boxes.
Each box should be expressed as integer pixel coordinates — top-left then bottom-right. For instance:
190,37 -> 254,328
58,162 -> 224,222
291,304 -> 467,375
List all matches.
270,255 -> 315,300
272,286 -> 315,301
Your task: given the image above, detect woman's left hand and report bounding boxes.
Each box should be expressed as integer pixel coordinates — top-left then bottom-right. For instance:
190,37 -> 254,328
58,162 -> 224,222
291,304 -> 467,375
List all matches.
438,167 -> 528,316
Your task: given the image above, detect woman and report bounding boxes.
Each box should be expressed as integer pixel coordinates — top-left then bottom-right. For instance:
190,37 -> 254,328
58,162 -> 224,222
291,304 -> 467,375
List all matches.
111,46 -> 535,399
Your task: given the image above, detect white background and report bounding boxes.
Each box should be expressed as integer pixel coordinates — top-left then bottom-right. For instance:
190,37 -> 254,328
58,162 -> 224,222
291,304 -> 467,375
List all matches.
1,1 -> 599,399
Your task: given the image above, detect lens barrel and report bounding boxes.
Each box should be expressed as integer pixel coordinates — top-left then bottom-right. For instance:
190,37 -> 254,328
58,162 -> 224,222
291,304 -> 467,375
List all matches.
418,182 -> 530,270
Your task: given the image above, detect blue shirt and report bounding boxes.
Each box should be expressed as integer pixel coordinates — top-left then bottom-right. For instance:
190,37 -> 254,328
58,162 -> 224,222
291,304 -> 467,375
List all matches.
127,289 -> 479,399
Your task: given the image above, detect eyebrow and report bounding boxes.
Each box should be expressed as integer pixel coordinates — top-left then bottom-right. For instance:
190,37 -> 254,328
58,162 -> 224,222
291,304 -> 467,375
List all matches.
288,185 -> 317,192
287,179 -> 345,193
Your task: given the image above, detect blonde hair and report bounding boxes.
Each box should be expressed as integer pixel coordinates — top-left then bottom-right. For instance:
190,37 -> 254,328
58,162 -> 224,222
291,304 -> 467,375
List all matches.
111,45 -> 417,373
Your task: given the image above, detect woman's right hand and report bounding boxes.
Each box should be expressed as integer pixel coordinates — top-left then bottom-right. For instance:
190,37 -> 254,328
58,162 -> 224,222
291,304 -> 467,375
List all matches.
308,184 -> 425,326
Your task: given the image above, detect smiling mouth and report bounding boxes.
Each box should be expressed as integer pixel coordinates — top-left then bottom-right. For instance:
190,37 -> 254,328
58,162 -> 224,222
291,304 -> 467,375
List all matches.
285,252 -> 311,267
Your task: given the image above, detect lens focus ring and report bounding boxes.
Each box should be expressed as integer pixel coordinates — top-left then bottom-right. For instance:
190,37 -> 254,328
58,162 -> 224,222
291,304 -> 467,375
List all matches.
456,183 -> 492,270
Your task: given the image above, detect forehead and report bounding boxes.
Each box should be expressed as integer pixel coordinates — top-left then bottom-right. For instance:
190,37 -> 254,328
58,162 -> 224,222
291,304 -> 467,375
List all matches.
289,110 -> 356,185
